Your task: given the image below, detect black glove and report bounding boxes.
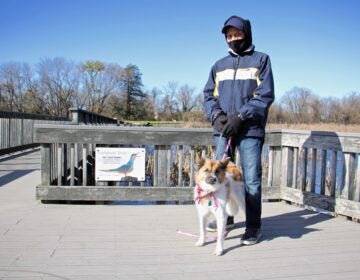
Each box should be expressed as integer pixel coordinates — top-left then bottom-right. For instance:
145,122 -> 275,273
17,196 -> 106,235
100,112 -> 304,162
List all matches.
213,114 -> 228,133
222,114 -> 243,137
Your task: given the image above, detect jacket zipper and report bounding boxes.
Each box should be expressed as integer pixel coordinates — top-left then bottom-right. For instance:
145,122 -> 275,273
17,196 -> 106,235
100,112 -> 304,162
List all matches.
230,56 -> 240,114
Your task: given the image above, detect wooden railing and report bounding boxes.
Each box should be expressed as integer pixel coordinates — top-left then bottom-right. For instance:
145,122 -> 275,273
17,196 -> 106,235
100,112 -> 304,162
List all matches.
0,111 -> 67,154
0,109 -> 118,155
34,125 -> 360,219
274,130 -> 360,220
68,108 -> 118,125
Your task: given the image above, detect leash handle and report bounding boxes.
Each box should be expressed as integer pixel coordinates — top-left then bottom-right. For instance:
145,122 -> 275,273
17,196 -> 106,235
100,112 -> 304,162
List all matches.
221,136 -> 232,160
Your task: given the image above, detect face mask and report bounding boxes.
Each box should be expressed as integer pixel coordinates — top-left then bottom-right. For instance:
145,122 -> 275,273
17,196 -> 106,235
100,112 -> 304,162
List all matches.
228,39 -> 247,55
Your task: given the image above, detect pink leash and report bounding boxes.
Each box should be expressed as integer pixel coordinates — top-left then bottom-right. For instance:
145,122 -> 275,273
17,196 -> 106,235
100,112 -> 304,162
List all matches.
176,229 -> 229,241
222,136 -> 232,160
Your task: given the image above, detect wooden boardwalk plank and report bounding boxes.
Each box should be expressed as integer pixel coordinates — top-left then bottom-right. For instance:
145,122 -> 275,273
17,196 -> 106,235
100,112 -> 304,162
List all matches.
0,150 -> 360,279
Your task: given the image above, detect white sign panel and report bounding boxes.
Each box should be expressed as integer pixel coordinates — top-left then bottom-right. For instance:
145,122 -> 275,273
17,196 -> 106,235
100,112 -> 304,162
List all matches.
95,148 -> 145,181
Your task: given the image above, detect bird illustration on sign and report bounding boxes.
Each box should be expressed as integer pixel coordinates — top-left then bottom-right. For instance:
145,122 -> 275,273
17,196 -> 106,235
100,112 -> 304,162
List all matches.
96,148 -> 145,181
100,152 -> 140,176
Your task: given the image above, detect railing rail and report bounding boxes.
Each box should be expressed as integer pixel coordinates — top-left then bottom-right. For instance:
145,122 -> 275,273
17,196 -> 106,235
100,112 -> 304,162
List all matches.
68,108 -> 118,125
0,109 -> 118,154
34,125 -> 360,219
0,111 -> 68,154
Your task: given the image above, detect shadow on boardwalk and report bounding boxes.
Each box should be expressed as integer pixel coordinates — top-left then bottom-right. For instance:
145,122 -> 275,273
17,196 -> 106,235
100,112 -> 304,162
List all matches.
220,208 -> 334,255
0,169 -> 38,187
0,148 -> 40,186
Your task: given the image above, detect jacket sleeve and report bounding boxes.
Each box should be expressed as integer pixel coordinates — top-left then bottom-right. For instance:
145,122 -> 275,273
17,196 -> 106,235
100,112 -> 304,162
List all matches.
203,65 -> 223,122
239,55 -> 274,121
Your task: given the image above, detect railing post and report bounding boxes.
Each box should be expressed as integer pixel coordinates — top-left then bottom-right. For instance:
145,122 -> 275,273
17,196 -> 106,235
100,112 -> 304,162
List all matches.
157,145 -> 167,186
269,146 -> 281,188
355,156 -> 360,202
69,108 -> 79,124
41,143 -> 51,185
298,147 -> 308,191
267,146 -> 274,188
189,148 -> 195,187
281,146 -> 293,188
320,149 -> 327,195
328,150 -> 337,197
178,146 -> 183,186
310,148 -> 317,193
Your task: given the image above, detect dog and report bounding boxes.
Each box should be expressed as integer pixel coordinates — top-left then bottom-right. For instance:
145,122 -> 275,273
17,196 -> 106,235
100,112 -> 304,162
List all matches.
194,156 -> 245,256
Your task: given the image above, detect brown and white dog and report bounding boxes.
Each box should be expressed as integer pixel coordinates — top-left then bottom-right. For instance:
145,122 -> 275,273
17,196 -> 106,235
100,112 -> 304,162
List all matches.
194,157 -> 245,256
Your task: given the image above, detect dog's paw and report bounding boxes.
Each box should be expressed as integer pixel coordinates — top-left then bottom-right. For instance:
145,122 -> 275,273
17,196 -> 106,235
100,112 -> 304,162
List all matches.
214,248 -> 223,256
195,239 -> 205,247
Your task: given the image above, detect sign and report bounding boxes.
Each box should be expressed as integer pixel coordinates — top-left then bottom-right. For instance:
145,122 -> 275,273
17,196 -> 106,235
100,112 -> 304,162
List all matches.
95,148 -> 146,181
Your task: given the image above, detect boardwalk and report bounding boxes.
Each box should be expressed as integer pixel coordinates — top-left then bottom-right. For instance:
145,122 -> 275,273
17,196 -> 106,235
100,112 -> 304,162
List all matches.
0,149 -> 360,280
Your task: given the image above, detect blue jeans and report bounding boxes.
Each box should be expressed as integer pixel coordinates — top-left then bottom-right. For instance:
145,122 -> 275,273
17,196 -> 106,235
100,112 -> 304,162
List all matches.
214,135 -> 263,229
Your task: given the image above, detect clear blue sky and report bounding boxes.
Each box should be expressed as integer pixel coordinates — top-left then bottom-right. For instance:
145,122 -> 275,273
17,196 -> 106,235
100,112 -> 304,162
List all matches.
1,0 -> 359,101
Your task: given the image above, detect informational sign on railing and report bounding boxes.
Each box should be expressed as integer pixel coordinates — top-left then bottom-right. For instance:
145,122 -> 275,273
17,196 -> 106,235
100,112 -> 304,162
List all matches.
95,148 -> 146,181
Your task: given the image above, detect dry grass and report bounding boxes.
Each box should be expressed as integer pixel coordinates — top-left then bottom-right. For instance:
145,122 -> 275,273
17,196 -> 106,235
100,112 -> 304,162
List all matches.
157,120 -> 360,133
185,121 -> 360,132
267,123 -> 360,133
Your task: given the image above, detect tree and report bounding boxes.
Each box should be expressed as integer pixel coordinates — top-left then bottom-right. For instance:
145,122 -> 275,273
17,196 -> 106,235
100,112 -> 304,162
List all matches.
37,57 -> 79,116
176,84 -> 199,120
119,64 -> 147,120
268,103 -> 285,123
148,87 -> 162,120
0,62 -> 26,111
281,87 -> 317,123
340,91 -> 360,124
157,82 -> 178,121
80,61 -> 123,114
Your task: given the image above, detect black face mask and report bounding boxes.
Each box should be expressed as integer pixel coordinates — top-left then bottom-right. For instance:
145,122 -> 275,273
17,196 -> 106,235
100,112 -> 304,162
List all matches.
228,39 -> 248,55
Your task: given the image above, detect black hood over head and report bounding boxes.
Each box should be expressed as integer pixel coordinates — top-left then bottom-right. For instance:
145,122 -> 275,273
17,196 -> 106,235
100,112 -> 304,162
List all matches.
222,15 -> 253,54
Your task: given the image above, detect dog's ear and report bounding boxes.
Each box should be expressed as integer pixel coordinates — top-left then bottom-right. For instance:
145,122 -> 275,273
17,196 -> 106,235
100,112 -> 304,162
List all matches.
195,154 -> 206,170
220,157 -> 231,168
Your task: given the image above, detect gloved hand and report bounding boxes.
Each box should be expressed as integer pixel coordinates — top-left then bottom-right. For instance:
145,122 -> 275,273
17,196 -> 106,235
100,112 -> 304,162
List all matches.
213,114 -> 228,133
222,114 -> 243,137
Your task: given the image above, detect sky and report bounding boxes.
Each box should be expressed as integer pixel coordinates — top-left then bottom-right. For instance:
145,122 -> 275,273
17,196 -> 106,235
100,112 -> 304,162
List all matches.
1,0 -> 360,101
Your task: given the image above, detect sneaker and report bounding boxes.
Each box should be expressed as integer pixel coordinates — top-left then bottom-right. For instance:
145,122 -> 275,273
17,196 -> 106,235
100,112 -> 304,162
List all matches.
206,216 -> 235,232
240,228 -> 261,245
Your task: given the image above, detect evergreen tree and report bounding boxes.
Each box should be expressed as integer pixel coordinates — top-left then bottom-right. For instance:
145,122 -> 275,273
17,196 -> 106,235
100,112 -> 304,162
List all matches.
121,64 -> 147,120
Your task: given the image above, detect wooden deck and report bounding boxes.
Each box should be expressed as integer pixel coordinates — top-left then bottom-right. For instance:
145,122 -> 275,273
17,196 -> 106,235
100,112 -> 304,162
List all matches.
1,149 -> 360,280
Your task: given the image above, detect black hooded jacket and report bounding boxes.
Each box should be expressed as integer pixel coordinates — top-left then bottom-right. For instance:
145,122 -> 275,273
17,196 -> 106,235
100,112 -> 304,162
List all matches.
203,16 -> 275,139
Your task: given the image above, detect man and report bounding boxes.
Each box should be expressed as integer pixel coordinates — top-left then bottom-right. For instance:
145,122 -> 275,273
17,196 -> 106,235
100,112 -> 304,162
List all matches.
203,15 -> 274,245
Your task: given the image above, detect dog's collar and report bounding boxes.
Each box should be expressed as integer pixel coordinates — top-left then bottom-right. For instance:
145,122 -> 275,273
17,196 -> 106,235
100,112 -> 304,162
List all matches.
194,184 -> 219,210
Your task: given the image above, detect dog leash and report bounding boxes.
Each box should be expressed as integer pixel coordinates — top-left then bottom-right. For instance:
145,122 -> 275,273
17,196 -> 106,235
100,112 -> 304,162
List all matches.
218,135 -> 232,160
176,229 -> 230,241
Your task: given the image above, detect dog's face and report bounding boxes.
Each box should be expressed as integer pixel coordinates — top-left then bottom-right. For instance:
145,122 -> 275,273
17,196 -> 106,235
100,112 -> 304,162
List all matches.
195,157 -> 231,193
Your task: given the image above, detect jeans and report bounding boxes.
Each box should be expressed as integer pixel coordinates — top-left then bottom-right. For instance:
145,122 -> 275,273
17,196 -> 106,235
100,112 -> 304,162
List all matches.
214,135 -> 263,229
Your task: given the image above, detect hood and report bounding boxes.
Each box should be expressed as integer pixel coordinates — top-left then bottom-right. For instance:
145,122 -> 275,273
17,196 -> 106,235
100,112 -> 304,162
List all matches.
222,15 -> 253,54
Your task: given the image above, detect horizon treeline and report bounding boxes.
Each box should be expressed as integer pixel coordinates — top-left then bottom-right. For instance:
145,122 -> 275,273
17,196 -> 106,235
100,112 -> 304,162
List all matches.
0,58 -> 359,124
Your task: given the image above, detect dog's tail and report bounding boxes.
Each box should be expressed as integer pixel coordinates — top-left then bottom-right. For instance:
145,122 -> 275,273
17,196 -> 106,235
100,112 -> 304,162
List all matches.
226,181 -> 246,216
226,198 -> 239,216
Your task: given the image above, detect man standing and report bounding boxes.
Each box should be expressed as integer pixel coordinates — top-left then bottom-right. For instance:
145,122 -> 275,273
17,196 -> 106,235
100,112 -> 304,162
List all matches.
203,15 -> 274,245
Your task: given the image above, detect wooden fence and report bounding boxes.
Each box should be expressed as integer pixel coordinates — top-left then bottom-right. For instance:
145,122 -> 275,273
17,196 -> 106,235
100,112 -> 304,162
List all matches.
0,109 -> 118,155
34,125 -> 360,219
68,108 -> 118,125
0,111 -> 67,154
